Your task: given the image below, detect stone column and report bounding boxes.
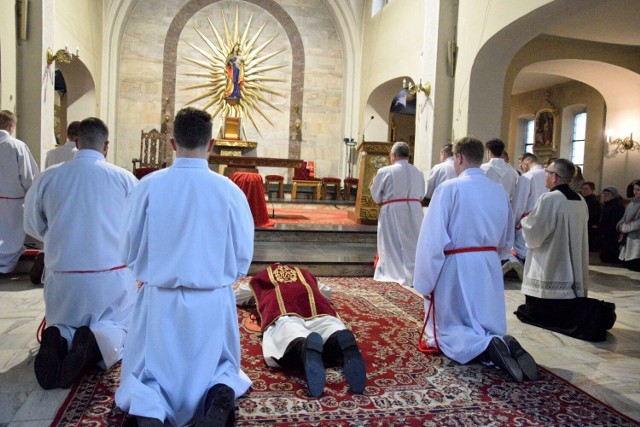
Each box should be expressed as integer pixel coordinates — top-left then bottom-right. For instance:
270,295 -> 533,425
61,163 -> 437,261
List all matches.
16,0 -> 55,167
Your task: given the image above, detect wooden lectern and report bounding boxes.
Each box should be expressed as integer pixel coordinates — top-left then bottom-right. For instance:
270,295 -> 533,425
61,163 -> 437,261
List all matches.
349,141 -> 391,225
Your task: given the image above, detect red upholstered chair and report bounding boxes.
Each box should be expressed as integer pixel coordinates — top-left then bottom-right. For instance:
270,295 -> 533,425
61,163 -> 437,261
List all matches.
343,177 -> 359,201
133,167 -> 158,180
321,177 -> 341,200
292,161 -> 321,199
264,174 -> 285,199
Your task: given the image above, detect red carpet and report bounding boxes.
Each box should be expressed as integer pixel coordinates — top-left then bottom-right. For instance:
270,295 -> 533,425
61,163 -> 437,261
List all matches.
51,278 -> 637,426
271,207 -> 358,225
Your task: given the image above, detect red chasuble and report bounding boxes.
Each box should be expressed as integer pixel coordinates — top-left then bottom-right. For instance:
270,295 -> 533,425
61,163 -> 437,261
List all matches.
249,264 -> 338,332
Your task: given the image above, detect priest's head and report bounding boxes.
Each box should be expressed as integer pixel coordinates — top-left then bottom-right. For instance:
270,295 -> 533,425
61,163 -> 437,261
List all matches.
78,118 -> 109,157
171,107 -> 215,158
545,158 -> 575,189
452,136 -> 483,175
390,141 -> 410,164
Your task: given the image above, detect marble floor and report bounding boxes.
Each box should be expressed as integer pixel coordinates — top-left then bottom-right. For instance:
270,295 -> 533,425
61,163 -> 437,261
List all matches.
0,256 -> 639,425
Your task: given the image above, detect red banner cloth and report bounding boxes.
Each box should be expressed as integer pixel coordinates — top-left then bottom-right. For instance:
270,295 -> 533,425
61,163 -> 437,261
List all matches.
231,172 -> 275,227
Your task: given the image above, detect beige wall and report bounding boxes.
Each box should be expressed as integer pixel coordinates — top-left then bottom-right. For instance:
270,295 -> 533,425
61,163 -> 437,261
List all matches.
509,81 -> 606,189
0,0 -> 18,112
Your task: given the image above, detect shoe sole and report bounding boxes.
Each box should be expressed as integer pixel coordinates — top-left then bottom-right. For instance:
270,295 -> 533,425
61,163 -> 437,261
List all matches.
504,335 -> 538,381
34,327 -> 63,390
488,337 -> 523,383
195,384 -> 235,427
335,330 -> 366,393
305,332 -> 326,397
58,326 -> 97,389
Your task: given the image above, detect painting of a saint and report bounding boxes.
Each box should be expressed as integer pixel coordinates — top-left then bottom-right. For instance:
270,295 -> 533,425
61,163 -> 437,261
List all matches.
534,110 -> 555,149
225,43 -> 244,101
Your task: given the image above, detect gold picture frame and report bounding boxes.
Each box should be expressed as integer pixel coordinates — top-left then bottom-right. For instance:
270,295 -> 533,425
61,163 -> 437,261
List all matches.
534,108 -> 556,151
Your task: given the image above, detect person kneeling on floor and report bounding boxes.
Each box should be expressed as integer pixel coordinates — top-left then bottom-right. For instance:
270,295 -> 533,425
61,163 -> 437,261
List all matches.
236,263 -> 367,397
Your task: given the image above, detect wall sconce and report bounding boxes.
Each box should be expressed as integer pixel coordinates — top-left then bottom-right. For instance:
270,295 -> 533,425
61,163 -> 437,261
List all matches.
46,46 -> 80,66
608,132 -> 639,153
402,78 -> 431,97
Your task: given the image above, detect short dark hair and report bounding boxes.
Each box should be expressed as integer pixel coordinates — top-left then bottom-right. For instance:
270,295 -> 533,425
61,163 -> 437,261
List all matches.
485,138 -> 505,157
551,158 -> 575,182
391,141 -> 411,158
521,152 -> 537,163
453,136 -> 484,164
66,121 -> 81,138
441,143 -> 453,158
173,107 -> 212,149
78,117 -> 109,149
0,110 -> 16,130
583,181 -> 595,191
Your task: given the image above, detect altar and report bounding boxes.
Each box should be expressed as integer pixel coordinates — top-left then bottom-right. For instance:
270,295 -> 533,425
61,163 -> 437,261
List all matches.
209,154 -> 304,177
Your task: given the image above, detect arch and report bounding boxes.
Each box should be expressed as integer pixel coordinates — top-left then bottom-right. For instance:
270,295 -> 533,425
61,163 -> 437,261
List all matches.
58,59 -> 97,123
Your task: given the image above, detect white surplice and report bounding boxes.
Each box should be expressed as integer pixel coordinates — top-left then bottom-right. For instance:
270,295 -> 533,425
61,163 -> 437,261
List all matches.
521,185 -> 589,299
44,140 -> 77,169
511,165 -> 547,258
370,159 -> 425,287
0,130 -> 38,273
116,158 -> 253,426
23,149 -> 137,368
424,157 -> 456,199
481,158 -> 519,202
414,168 -> 514,364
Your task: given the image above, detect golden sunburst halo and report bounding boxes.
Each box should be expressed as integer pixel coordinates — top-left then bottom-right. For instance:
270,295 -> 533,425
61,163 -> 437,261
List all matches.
183,5 -> 287,137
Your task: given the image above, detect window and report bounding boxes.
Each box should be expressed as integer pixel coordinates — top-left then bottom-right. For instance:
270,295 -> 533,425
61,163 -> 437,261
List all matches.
524,119 -> 534,154
571,112 -> 586,169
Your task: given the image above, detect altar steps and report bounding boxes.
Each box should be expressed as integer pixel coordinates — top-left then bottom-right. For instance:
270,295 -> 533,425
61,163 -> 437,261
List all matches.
250,223 -> 377,277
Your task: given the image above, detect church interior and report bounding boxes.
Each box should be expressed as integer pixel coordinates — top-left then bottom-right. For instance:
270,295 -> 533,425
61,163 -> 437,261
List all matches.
1,0 -> 639,425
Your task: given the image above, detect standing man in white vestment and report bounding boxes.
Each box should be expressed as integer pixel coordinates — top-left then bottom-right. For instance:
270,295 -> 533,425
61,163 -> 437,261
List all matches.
45,121 -> 79,169
24,117 -> 138,390
116,107 -> 253,427
0,110 -> 39,274
424,143 -> 456,205
515,159 -> 616,342
370,141 -> 425,287
414,137 -> 537,383
480,138 -> 519,202
502,153 -> 547,279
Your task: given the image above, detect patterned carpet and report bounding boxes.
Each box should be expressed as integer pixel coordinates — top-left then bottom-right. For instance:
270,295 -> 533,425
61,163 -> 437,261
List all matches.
52,278 -> 637,426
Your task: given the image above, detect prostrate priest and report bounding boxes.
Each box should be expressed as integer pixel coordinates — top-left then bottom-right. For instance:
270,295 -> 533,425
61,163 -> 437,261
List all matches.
515,159 -> 616,342
24,118 -> 138,390
370,141 -> 425,287
116,108 -> 253,427
236,263 -> 366,398
0,110 -> 39,274
414,136 -> 537,383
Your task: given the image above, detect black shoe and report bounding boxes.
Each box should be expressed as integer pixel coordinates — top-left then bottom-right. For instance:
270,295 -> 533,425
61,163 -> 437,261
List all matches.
30,252 -> 45,285
135,416 -> 164,427
58,326 -> 101,388
333,330 -> 366,393
602,302 -> 617,330
195,384 -> 236,427
486,336 -> 523,383
303,332 -> 326,397
34,326 -> 68,389
503,335 -> 538,381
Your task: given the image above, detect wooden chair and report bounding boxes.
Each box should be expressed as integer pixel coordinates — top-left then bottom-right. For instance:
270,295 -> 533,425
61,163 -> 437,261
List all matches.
291,161 -> 321,200
265,174 -> 285,199
343,177 -> 359,201
321,177 -> 341,200
132,129 -> 170,178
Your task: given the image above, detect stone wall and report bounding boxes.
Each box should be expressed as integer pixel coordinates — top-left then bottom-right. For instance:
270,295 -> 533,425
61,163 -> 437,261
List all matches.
117,0 -> 343,179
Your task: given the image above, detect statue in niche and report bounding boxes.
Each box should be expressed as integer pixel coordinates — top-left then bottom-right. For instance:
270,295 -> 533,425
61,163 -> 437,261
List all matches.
224,43 -> 244,104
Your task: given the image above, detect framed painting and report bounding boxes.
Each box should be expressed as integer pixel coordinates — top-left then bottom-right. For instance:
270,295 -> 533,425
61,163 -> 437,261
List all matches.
534,109 -> 556,150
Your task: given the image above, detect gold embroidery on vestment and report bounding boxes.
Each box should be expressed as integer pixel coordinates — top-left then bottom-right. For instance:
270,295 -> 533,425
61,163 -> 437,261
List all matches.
267,266 -> 288,315
294,266 -> 318,317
